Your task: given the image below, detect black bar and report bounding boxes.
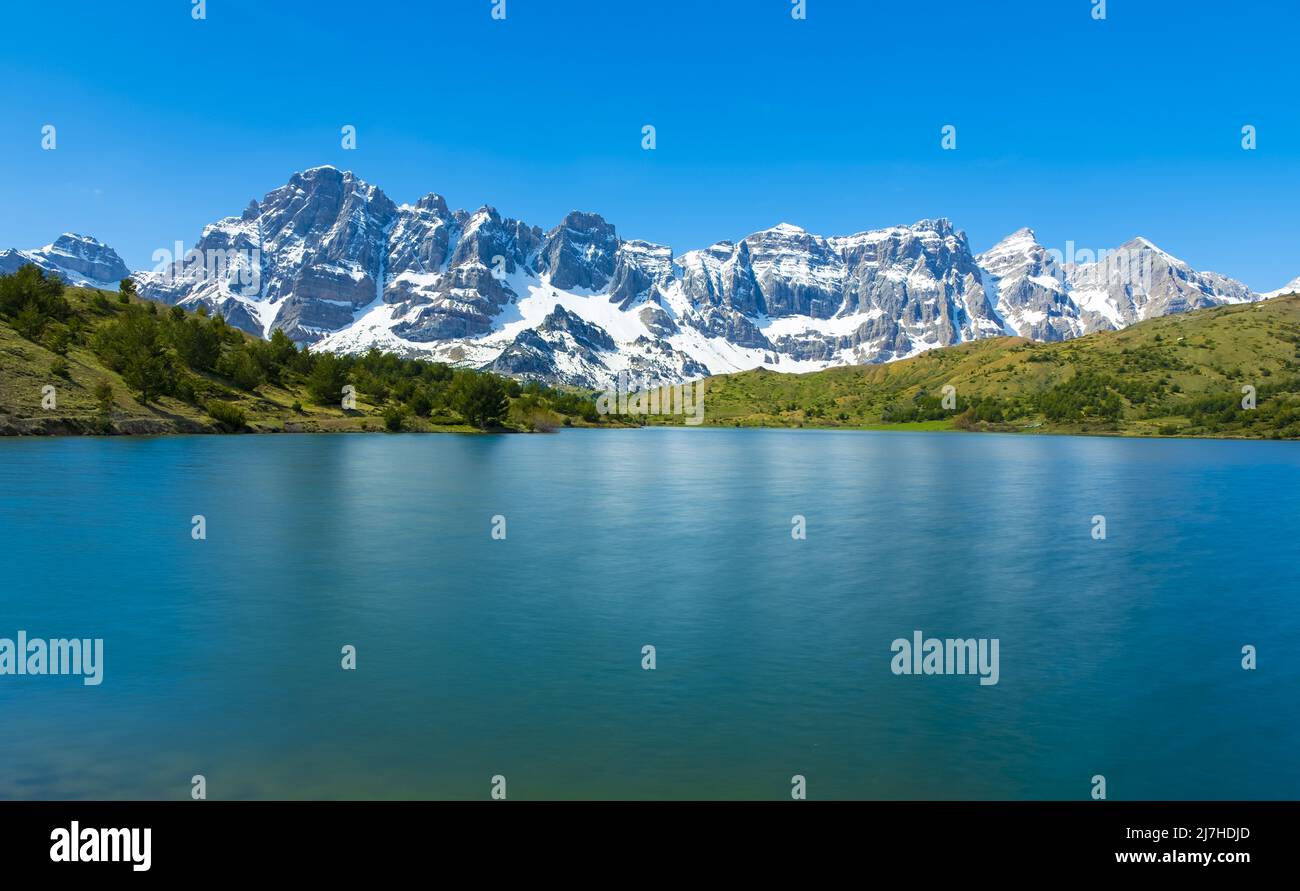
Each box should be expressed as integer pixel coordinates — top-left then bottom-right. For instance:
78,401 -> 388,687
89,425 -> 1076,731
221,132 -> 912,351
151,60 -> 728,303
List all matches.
0,801 -> 1279,876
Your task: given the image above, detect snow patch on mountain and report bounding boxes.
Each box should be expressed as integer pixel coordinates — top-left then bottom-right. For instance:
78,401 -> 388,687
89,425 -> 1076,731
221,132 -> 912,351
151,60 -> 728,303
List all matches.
1262,275 -> 1300,299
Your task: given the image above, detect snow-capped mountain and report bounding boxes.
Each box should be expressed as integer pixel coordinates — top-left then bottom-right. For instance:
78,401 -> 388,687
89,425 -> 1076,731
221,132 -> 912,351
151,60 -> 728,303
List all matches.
1064,237 -> 1258,331
0,233 -> 130,288
977,230 -> 1264,341
976,228 -> 1079,341
22,166 -> 1290,387
1262,276 -> 1300,299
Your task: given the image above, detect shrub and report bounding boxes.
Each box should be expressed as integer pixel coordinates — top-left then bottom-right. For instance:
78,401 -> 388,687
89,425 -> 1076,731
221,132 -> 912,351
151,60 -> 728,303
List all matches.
522,409 -> 558,432
175,377 -> 199,405
92,381 -> 114,412
407,389 -> 433,417
42,322 -> 72,356
217,347 -> 264,391
205,399 -> 247,432
167,316 -> 221,371
14,302 -> 45,340
452,373 -> 509,428
382,405 -> 406,432
307,353 -> 349,406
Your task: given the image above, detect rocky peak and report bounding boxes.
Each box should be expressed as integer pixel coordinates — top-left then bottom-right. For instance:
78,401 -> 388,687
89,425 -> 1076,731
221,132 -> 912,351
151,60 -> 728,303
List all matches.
538,303 -> 617,351
41,233 -> 131,284
0,233 -> 130,287
539,211 -> 620,292
978,227 -> 1077,342
978,227 -> 1059,279
448,206 -> 541,272
608,239 -> 673,310
413,192 -> 450,216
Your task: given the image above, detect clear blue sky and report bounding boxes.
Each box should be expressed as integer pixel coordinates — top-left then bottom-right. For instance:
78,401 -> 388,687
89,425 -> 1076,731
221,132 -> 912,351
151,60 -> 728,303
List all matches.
2,0 -> 1297,288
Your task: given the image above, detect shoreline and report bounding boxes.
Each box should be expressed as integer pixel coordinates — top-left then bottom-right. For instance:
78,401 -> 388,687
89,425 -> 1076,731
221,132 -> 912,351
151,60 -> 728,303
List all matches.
3,415 -> 1294,442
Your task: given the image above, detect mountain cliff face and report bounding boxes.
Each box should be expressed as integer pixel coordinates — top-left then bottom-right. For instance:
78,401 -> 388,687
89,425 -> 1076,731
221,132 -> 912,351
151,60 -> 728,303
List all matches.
12,167 -> 1288,388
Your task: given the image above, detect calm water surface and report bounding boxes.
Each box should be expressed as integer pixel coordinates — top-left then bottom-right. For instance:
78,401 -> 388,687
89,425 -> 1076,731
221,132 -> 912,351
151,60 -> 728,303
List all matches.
0,429 -> 1297,799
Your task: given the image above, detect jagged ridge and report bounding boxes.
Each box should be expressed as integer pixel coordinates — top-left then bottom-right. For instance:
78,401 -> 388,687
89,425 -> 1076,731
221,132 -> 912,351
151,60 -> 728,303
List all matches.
9,167 -> 1295,389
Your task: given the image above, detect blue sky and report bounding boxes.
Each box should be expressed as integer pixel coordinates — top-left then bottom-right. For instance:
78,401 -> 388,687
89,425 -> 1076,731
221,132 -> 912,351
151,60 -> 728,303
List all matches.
2,0 -> 1297,288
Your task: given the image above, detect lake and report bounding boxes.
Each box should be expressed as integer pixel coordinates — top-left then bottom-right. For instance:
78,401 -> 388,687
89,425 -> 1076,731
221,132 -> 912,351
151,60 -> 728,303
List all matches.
0,428 -> 1297,799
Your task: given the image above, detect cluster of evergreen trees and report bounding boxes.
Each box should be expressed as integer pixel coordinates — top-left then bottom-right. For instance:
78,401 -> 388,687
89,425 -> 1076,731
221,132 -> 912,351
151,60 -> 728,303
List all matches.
881,374 -> 1131,427
0,264 -> 79,355
882,389 -> 1011,424
880,367 -> 1300,434
1169,376 -> 1300,437
1035,372 -> 1124,422
0,264 -> 599,432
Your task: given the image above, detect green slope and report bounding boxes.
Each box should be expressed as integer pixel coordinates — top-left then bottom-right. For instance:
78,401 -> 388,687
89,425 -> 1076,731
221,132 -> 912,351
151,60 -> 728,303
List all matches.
652,295 -> 1300,439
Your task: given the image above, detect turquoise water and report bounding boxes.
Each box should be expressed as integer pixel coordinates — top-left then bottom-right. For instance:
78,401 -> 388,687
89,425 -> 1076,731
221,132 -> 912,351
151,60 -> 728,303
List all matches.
0,429 -> 1297,800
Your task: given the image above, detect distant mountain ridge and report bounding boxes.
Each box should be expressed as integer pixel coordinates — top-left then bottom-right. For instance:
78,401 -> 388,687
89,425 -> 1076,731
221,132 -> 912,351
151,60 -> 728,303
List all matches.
0,234 -> 130,288
8,166 -> 1297,388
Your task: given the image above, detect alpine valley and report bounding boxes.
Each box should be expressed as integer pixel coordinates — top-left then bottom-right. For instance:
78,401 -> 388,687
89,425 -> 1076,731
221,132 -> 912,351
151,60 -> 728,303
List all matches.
9,166 -> 1298,389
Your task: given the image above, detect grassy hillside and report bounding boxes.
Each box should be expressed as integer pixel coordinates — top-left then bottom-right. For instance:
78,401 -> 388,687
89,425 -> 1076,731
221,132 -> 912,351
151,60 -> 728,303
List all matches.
0,265 -> 630,436
652,295 -> 1300,439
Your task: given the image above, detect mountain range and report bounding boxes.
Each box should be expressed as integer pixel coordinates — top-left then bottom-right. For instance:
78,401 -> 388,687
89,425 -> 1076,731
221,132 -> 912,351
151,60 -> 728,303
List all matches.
8,166 -> 1297,388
